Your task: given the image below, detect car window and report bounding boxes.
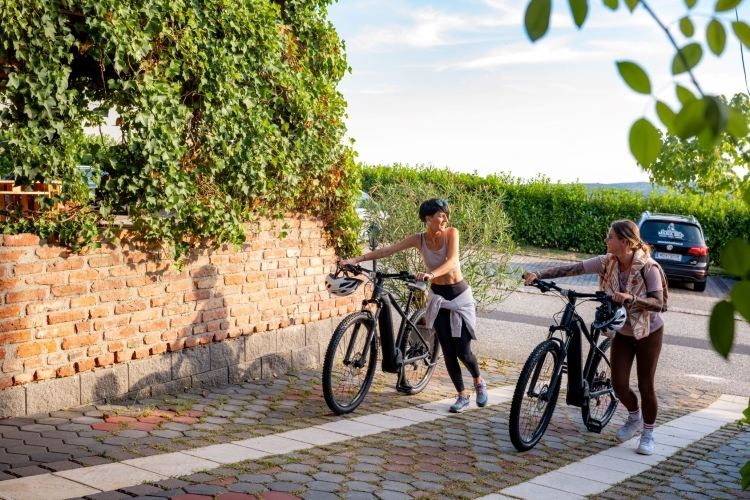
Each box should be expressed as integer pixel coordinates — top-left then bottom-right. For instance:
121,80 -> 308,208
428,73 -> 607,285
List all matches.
640,221 -> 703,244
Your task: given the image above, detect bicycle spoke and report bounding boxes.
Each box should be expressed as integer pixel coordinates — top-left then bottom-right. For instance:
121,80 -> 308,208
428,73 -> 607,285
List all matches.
518,350 -> 556,442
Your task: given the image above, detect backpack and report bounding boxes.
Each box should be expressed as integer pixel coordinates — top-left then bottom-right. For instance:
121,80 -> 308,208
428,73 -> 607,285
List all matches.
641,258 -> 669,312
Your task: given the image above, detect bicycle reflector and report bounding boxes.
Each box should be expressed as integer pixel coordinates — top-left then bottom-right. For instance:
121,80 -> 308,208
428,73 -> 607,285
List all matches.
593,303 -> 627,334
325,271 -> 362,297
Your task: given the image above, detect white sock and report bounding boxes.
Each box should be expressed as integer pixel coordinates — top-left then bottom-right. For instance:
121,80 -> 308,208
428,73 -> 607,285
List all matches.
628,408 -> 642,422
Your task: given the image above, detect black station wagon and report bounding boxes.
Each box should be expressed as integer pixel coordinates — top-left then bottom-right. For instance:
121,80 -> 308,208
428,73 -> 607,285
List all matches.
637,212 -> 710,292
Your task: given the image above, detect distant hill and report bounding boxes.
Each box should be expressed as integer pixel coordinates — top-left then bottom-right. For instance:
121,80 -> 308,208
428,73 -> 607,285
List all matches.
582,182 -> 669,196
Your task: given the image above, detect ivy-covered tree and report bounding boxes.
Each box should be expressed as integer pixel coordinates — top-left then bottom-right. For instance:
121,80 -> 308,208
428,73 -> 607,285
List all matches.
0,0 -> 360,259
647,93 -> 750,196
522,0 -> 750,490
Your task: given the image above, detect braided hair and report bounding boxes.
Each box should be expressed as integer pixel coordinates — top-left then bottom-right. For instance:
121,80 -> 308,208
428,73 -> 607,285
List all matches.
610,219 -> 651,258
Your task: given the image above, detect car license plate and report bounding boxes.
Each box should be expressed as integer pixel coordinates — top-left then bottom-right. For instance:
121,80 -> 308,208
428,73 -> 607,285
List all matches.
656,252 -> 681,262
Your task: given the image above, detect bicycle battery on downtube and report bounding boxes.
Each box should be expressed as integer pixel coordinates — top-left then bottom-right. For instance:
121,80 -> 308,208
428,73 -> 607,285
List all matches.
378,302 -> 402,373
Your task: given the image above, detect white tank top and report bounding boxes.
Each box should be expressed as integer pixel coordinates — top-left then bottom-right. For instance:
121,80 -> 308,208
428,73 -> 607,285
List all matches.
419,233 -> 459,274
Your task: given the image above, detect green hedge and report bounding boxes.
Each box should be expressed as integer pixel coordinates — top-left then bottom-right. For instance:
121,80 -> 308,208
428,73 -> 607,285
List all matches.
362,164 -> 750,263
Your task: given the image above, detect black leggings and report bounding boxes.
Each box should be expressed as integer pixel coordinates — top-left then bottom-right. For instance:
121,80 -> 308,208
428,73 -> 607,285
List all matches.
431,281 -> 481,393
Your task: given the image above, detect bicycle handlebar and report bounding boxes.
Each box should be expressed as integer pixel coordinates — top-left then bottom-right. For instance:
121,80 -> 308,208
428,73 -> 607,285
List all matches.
531,278 -> 613,302
340,264 -> 418,282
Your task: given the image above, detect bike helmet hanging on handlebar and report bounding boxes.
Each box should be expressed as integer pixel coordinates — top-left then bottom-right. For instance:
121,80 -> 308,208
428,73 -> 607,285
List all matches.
326,267 -> 362,297
593,302 -> 627,334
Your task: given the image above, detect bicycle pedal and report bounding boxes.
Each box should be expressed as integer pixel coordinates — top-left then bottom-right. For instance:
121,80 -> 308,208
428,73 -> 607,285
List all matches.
396,385 -> 411,394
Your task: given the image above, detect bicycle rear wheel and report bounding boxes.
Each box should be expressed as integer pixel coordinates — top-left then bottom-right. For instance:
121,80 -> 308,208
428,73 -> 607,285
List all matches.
582,338 -> 618,433
397,307 -> 440,395
509,339 -> 562,451
322,312 -> 378,414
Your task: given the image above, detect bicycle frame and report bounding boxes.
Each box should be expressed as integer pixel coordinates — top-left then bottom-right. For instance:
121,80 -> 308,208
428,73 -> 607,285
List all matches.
343,271 -> 435,374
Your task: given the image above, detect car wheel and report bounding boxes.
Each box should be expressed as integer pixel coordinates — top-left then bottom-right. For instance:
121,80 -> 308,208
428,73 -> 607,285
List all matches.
693,281 -> 707,292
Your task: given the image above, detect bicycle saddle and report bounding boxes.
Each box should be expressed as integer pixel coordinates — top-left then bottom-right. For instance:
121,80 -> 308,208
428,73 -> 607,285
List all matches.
407,282 -> 427,292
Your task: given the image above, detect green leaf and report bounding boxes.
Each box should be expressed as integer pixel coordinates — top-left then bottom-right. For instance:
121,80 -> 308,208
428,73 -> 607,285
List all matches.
603,0 -> 618,10
680,17 -> 695,38
674,98 -> 708,139
629,118 -> 662,167
716,0 -> 743,12
734,21 -> 750,48
740,459 -> 750,491
671,43 -> 703,74
709,300 -> 735,359
730,281 -> 750,322
743,187 -> 750,207
616,61 -> 651,94
707,19 -> 727,55
625,0 -> 639,11
722,239 -> 750,277
727,107 -> 749,138
705,95 -> 730,136
685,0 -> 697,7
656,101 -> 677,132
676,84 -> 697,104
568,0 -> 589,28
525,0 -> 552,42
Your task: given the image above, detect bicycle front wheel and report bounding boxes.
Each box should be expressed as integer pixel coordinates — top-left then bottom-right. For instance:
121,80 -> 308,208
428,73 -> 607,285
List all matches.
509,339 -> 562,451
582,338 -> 618,432
322,312 -> 378,414
397,307 -> 440,395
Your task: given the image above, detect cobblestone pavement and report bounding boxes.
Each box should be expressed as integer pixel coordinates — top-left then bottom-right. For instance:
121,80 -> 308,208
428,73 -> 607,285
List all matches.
596,424 -> 750,500
0,360 -> 519,482
48,378 -> 724,500
508,255 -> 734,299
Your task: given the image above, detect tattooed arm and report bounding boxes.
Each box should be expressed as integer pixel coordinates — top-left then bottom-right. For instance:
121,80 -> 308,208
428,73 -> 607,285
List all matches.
523,263 -> 585,285
628,291 -> 664,312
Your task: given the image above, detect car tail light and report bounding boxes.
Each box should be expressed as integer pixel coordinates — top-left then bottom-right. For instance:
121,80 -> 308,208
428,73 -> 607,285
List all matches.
688,246 -> 709,255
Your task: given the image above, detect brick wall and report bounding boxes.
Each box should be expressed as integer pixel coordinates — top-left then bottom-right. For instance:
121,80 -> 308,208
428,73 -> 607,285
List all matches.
0,216 -> 362,416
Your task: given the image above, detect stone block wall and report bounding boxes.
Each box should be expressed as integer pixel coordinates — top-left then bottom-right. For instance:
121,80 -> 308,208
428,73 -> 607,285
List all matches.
0,216 -> 362,416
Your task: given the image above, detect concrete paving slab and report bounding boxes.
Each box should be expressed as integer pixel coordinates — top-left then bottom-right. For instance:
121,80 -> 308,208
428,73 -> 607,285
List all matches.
557,461 -> 632,485
182,443 -> 270,463
123,452 -> 218,477
579,454 -> 651,475
599,445 -> 668,466
315,420 -> 384,437
501,481 -> 586,500
54,462 -> 165,491
0,473 -> 99,500
531,470 -> 610,496
279,428 -> 349,445
381,408 -> 444,423
352,413 -> 415,430
233,434 -> 314,454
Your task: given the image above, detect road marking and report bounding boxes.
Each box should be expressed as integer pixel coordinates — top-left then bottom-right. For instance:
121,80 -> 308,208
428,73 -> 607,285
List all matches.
477,395 -> 747,500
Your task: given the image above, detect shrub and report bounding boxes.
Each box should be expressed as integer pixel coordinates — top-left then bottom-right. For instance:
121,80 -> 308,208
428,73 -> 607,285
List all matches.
362,164 -> 750,263
361,182 -> 519,312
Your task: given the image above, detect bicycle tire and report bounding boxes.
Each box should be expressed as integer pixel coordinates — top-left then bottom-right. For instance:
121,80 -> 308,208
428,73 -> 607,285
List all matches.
509,339 -> 562,451
322,312 -> 378,415
581,338 -> 618,432
397,307 -> 441,395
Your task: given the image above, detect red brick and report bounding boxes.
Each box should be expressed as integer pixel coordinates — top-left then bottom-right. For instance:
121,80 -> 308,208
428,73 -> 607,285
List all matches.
3,359 -> 22,372
96,354 -> 115,366
132,347 -> 150,359
146,261 -> 170,273
108,340 -> 125,352
223,274 -> 246,286
89,306 -> 109,318
131,308 -> 160,323
88,254 -> 121,268
47,310 -> 87,325
75,321 -> 91,333
268,288 -> 290,299
114,301 -> 147,314
115,349 -> 133,362
137,285 -> 165,297
123,252 -> 149,264
202,308 -> 227,322
87,344 -> 104,357
56,365 -> 75,377
0,305 -> 21,319
36,324 -> 76,339
47,351 -> 66,365
24,357 -> 43,370
0,347 -> 4,361
13,373 -> 33,385
35,368 -> 55,380
0,250 -> 25,264
168,339 -> 185,351
185,290 -> 210,302
189,267 -> 216,278
185,337 -> 201,348
70,296 -> 96,308
104,326 -> 138,341
246,271 -> 267,283
213,331 -> 229,342
68,269 -> 101,282
3,234 -> 39,246
0,316 -> 44,333
50,284 -> 88,297
13,261 -> 43,275
171,314 -> 201,328
151,295 -> 180,307
109,265 -> 138,277
17,341 -> 56,358
94,315 -> 129,330
6,288 -> 46,303
0,277 -> 19,289
47,259 -> 84,273
0,331 -> 31,344
150,343 -> 167,355
99,289 -> 132,302
140,319 -> 168,333
90,279 -> 123,292
25,273 -> 66,286
36,246 -> 70,259
62,334 -> 99,350
166,280 -> 191,293
0,377 -> 12,390
75,359 -> 95,372
126,275 -> 158,287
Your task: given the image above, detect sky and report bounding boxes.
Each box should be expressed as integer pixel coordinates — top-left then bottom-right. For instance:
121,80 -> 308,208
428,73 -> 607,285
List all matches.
327,0 -> 750,183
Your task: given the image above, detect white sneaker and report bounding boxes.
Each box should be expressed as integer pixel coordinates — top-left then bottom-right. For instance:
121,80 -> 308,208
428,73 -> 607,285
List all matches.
637,432 -> 655,455
615,415 -> 643,443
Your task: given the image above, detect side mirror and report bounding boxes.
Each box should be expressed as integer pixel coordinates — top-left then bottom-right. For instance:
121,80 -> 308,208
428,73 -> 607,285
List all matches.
367,224 -> 380,251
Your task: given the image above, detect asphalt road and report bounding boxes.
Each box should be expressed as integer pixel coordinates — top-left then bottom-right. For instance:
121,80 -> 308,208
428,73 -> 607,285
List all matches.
473,284 -> 750,399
